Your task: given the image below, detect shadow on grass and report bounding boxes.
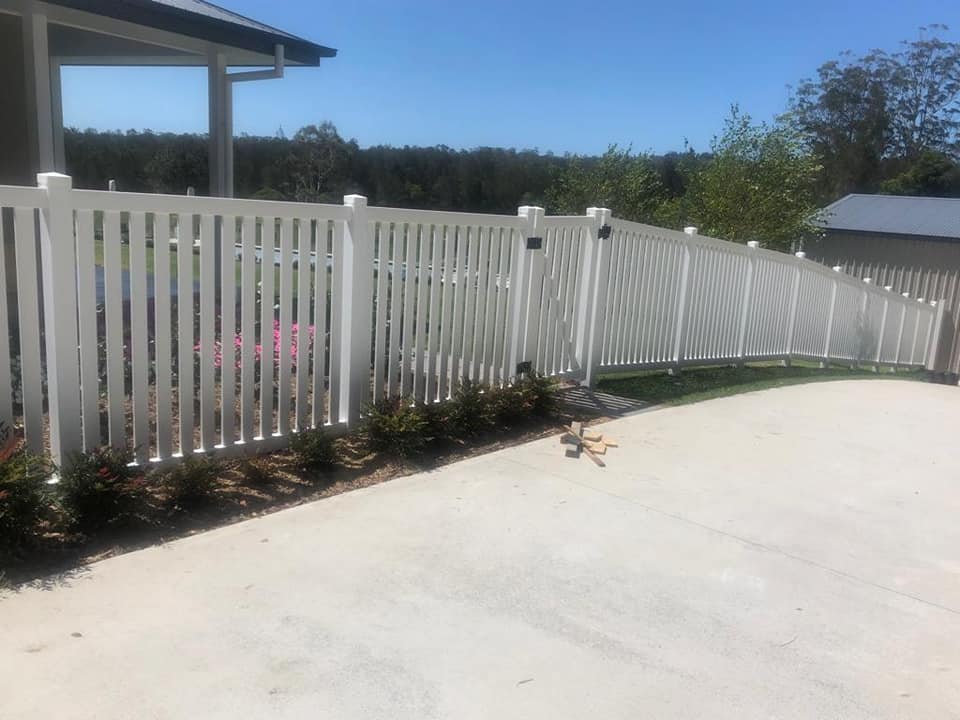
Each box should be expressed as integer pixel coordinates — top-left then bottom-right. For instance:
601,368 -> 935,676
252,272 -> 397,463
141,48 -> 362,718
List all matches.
597,362 -> 927,407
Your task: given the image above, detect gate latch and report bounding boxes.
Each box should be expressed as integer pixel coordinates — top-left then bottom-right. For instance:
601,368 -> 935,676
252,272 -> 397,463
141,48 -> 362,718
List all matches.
598,224 -> 612,240
526,236 -> 543,250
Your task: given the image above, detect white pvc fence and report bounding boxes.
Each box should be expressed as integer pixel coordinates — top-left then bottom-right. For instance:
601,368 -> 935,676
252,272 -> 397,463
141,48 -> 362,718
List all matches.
0,174 -> 944,468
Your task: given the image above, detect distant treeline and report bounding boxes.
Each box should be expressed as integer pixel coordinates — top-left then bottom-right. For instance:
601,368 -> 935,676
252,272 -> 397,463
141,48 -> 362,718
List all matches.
64,123 -> 701,215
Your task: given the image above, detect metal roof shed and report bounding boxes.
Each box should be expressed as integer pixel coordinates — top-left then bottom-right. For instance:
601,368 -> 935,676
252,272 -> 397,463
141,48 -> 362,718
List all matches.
816,194 -> 960,241
0,0 -> 336,196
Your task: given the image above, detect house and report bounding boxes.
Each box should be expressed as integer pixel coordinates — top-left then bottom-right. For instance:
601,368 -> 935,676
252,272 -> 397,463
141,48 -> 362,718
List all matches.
808,193 -> 960,378
0,0 -> 336,196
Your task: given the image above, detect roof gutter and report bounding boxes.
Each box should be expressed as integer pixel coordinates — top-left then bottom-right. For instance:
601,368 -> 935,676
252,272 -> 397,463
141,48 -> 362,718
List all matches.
227,43 -> 285,83
223,44 -> 285,197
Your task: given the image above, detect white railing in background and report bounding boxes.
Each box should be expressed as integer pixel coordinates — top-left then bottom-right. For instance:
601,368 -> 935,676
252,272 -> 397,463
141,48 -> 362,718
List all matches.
0,174 -> 946,468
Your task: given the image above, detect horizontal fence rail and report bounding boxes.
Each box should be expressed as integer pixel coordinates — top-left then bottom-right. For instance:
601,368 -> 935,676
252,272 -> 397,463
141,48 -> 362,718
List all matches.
0,175 -> 945,469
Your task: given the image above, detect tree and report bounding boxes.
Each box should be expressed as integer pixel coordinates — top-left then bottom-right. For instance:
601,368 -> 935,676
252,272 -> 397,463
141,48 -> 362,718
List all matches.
788,53 -> 891,200
283,122 -> 359,202
682,107 -> 822,251
886,25 -> 960,160
880,150 -> 960,196
788,26 -> 960,200
544,145 -> 665,222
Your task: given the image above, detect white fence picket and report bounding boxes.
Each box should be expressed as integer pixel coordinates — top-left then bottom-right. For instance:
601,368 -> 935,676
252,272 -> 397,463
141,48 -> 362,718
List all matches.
295,218 -> 311,431
102,209 -> 125,450
220,215 -> 237,446
129,212 -> 150,462
176,212 -> 195,455
259,217 -> 276,439
239,216 -> 256,443
75,210 -> 99,451
13,208 -> 44,453
311,220 -> 330,428
153,212 -> 173,459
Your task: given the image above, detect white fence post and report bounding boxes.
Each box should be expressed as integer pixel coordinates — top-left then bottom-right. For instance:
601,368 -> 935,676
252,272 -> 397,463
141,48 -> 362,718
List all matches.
507,206 -> 543,378
893,293 -> 909,371
875,285 -> 891,367
339,194 -> 373,425
736,241 -> 759,365
926,299 -> 948,371
783,252 -> 804,366
670,229 -> 696,372
575,207 -> 612,387
859,277 -> 872,368
37,172 -> 83,467
822,265 -> 842,366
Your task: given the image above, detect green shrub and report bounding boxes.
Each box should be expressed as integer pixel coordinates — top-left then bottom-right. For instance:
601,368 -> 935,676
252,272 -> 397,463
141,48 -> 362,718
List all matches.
487,372 -> 559,425
158,455 -> 223,509
58,447 -> 144,530
288,427 -> 337,471
363,397 -> 430,457
0,447 -> 53,555
518,372 -> 559,418
419,398 -> 450,443
487,382 -> 528,425
446,379 -> 495,438
238,458 -> 273,485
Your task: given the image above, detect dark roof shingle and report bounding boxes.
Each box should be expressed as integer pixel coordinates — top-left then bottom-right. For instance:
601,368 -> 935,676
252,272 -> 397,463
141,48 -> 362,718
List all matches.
45,0 -> 336,65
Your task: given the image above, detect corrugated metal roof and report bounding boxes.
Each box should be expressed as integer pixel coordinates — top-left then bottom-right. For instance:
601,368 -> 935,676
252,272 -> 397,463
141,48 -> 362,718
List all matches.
818,194 -> 960,240
45,0 -> 336,65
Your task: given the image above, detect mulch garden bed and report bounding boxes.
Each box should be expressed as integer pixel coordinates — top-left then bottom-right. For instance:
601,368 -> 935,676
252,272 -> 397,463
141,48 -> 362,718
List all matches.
3,395 -> 610,589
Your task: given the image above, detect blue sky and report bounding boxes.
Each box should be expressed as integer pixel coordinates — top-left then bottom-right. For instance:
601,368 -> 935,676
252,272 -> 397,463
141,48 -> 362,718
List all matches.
61,0 -> 960,155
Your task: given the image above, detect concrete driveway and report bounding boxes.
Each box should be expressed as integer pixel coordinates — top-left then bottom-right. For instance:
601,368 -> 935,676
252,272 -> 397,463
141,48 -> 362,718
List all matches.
3,379 -> 959,719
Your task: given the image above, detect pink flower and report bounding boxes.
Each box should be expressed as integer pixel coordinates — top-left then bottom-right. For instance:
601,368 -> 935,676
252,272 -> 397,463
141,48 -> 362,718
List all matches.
195,320 -> 316,372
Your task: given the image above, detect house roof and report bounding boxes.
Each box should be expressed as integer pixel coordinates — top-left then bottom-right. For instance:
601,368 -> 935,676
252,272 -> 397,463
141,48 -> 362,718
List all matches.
818,194 -> 960,241
44,0 -> 336,65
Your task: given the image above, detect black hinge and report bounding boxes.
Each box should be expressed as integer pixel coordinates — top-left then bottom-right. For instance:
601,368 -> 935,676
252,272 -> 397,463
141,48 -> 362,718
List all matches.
598,224 -> 612,240
516,360 -> 533,376
526,236 -> 543,250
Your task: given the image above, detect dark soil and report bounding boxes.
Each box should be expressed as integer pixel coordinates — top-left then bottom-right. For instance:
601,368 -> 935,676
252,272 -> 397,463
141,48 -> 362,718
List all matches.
2,391 -> 608,588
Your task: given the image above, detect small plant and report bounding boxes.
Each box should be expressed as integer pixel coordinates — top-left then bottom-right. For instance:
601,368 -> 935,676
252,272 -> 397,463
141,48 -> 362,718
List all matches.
363,397 -> 430,457
288,427 -> 337,472
58,447 -> 144,531
0,446 -> 53,556
487,382 -> 528,425
446,379 -> 495,438
238,458 -> 273,485
158,455 -> 223,509
518,371 -> 559,418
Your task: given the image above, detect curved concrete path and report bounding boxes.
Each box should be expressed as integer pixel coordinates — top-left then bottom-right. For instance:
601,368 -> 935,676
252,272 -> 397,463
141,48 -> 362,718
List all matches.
3,380 -> 959,719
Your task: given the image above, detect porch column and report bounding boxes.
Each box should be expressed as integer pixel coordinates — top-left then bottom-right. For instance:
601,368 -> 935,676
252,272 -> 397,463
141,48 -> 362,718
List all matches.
50,57 -> 66,172
207,50 -> 230,197
21,0 -> 56,175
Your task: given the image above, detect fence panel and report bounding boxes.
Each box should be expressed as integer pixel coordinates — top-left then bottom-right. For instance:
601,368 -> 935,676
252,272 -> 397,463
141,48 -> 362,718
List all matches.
0,179 -> 945,470
66,189 -> 352,465
367,208 -> 526,403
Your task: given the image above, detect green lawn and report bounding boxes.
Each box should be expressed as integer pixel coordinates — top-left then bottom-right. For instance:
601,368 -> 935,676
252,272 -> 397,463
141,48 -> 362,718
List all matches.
92,239 -> 297,291
597,361 -> 925,406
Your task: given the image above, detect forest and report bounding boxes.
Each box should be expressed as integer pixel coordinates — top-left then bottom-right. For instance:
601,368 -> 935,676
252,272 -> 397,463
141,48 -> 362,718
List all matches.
64,27 -> 960,252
